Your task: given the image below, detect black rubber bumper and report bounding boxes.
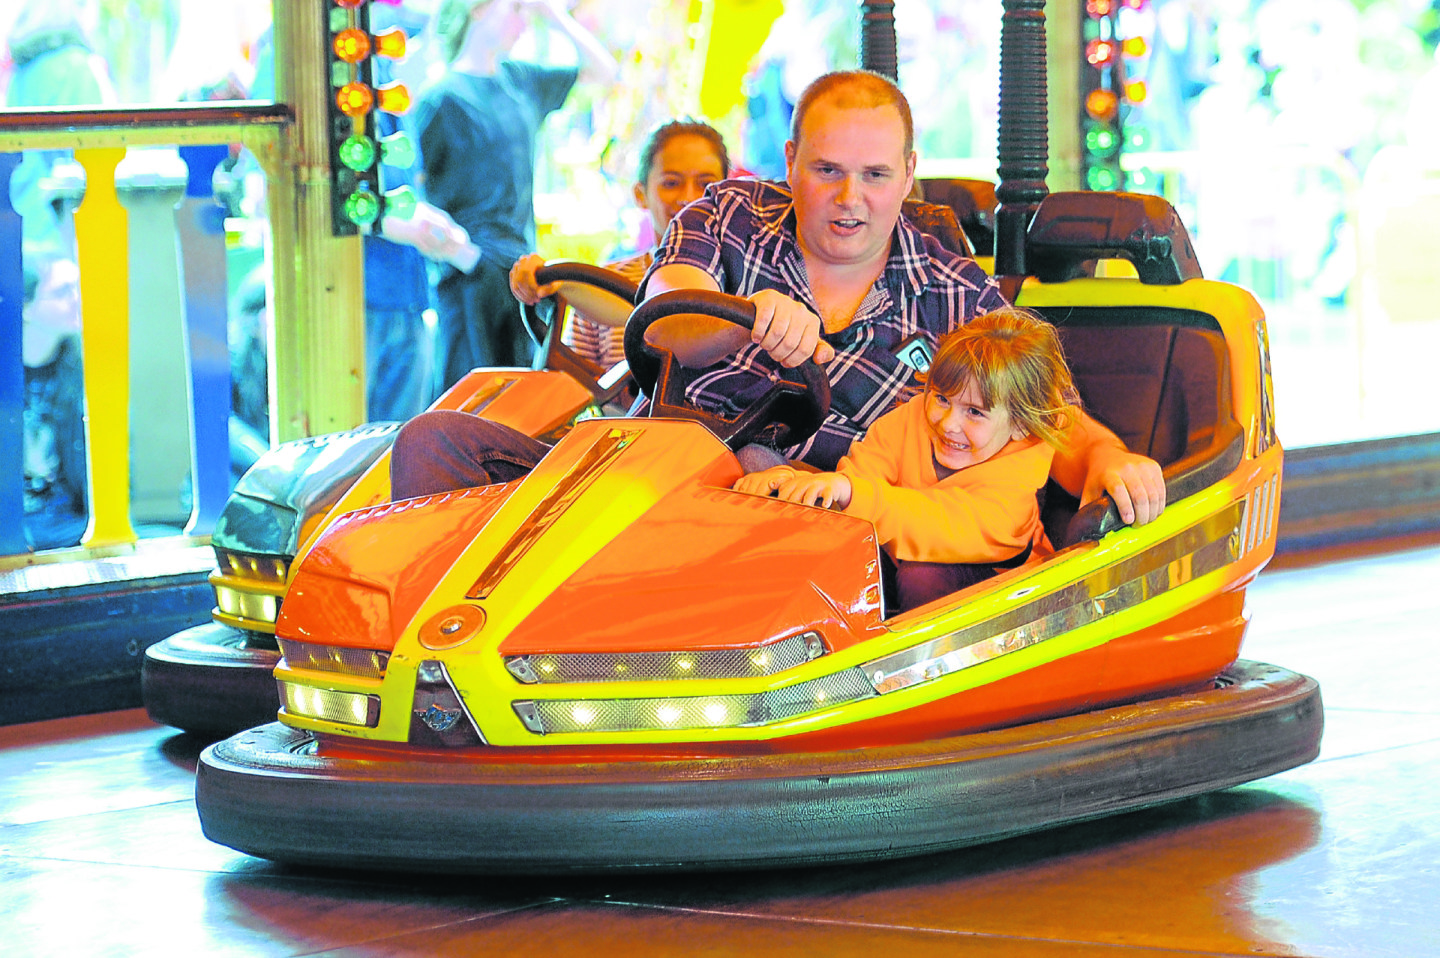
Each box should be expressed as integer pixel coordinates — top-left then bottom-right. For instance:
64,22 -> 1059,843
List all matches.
195,659 -> 1322,874
142,621 -> 280,736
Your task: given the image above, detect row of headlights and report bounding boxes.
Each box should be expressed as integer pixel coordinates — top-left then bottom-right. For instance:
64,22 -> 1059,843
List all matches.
504,631 -> 825,684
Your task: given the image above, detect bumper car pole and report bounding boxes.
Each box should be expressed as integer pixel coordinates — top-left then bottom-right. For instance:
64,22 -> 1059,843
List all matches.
858,2 -> 898,81
995,0 -> 1050,282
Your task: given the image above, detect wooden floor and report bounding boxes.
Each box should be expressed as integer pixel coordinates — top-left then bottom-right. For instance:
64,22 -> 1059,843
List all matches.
2,535 -> 1437,957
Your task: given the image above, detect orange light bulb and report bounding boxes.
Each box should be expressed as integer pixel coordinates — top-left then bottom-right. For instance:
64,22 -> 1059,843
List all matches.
1085,88 -> 1119,121
376,82 -> 410,114
1086,39 -> 1117,66
337,81 -> 374,117
374,28 -> 407,60
333,28 -> 371,63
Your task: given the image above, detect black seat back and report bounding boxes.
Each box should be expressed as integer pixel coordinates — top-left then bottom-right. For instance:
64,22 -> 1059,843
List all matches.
1034,307 -> 1240,547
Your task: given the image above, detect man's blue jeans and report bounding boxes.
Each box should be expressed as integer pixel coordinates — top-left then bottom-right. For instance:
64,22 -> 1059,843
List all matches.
390,411 -> 552,500
390,410 -> 789,501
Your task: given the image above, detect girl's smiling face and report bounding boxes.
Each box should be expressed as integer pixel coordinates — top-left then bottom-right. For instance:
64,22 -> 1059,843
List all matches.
923,379 -> 1028,471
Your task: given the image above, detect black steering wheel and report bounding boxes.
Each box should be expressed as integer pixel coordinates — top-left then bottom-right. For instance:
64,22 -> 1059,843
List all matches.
518,261 -> 639,405
623,289 -> 831,450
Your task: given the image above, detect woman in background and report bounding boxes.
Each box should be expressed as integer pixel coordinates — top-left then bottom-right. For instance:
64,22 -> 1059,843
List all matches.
508,119 -> 731,369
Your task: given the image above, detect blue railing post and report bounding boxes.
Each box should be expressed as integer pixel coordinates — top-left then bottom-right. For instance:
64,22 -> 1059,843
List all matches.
176,144 -> 233,536
0,153 -> 26,555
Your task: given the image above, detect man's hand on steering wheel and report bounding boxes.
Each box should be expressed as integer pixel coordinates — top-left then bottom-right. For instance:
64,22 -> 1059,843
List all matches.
626,289 -> 832,450
749,290 -> 837,367
1087,449 -> 1167,526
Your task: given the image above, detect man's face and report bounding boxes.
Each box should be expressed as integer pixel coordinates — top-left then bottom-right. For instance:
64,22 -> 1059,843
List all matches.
784,98 -> 916,272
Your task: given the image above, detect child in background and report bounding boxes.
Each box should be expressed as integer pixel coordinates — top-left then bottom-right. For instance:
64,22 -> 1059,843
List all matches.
20,245 -> 88,550
735,306 -> 1078,612
509,118 -> 731,368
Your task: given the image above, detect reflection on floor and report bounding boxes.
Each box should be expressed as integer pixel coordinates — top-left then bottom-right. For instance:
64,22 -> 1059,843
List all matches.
2,535 -> 1438,958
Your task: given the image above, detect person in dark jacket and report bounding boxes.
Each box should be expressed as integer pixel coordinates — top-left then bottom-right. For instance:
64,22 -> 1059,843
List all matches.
412,0 -> 616,392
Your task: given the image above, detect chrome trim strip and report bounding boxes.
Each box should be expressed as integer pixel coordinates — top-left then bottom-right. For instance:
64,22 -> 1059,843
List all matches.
862,504 -> 1243,695
504,630 -> 825,685
1264,475 -> 1279,546
1256,479 -> 1269,553
458,376 -> 517,416
467,427 -> 640,600
1238,488 -> 1252,558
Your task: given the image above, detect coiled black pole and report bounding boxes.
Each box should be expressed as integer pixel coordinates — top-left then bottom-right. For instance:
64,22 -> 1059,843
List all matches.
858,1 -> 898,80
994,0 -> 1049,275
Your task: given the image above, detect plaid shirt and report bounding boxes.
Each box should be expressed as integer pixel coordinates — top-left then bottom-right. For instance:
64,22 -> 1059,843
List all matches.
642,179 -> 1010,469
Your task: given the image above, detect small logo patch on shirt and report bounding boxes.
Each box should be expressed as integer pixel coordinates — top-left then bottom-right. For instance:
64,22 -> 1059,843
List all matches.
893,333 -> 934,373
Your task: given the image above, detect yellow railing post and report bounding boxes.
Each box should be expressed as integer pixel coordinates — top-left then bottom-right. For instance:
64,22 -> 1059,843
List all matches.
73,146 -> 137,548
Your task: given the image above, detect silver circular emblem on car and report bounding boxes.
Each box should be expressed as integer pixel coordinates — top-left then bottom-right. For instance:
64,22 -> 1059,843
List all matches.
418,604 -> 486,650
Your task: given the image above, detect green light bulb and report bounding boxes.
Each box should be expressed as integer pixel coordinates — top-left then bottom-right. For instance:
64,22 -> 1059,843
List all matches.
1086,166 -> 1118,191
1085,125 -> 1118,157
344,187 -> 380,226
380,131 -> 416,169
383,184 -> 417,220
338,134 -> 377,172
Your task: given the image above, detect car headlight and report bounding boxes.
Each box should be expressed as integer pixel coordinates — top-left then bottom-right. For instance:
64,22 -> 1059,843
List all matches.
278,681 -> 380,727
213,587 -> 280,625
213,548 -> 289,585
278,638 -> 390,678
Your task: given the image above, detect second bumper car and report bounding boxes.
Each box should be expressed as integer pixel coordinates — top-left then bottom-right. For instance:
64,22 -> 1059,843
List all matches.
142,263 -> 638,735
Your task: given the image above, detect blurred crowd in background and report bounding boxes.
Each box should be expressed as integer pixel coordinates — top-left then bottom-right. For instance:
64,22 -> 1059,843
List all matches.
5,0 -> 1440,551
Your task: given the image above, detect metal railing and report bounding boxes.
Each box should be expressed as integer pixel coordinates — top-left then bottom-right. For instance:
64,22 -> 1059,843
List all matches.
1,103 -> 291,567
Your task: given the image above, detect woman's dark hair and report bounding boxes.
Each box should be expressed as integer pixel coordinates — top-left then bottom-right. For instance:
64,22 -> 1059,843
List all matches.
635,119 -> 731,186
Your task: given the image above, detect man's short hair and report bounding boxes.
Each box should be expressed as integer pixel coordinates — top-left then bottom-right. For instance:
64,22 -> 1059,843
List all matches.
789,70 -> 915,156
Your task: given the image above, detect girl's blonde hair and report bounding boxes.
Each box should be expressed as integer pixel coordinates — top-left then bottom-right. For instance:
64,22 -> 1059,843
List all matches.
922,306 -> 1079,448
